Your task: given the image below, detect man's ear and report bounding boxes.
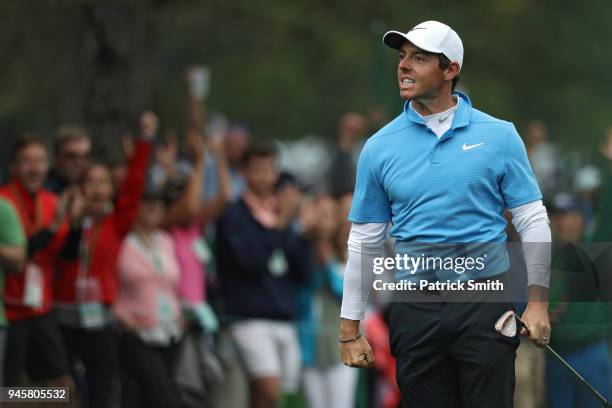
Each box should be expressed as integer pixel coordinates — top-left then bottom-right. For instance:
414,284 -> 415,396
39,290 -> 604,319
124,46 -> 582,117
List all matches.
444,62 -> 461,81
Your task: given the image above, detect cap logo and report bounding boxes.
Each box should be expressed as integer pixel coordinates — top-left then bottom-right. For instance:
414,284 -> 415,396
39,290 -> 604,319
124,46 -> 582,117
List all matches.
409,27 -> 426,32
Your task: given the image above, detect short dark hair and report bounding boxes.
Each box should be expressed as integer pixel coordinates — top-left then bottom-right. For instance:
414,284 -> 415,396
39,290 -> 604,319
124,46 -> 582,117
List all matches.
141,187 -> 165,204
241,141 -> 277,166
438,54 -> 459,91
53,125 -> 91,155
11,134 -> 47,163
82,160 -> 112,183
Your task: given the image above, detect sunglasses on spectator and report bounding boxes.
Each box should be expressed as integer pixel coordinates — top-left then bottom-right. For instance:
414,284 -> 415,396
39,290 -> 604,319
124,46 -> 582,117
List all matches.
62,151 -> 90,160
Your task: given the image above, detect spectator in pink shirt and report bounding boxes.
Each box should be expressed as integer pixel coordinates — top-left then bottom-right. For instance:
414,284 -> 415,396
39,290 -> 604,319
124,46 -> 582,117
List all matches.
114,190 -> 182,408
160,128 -> 230,315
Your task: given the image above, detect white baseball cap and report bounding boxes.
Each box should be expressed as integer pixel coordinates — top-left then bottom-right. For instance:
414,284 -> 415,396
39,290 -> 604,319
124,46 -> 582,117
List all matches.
383,21 -> 464,69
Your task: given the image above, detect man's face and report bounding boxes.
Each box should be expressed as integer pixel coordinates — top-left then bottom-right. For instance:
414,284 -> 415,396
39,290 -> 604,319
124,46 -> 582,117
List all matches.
397,42 -> 448,101
56,138 -> 91,184
527,122 -> 547,146
225,129 -> 249,167
552,212 -> 584,243
243,156 -> 278,196
339,113 -> 366,137
12,143 -> 49,193
338,113 -> 366,150
82,164 -> 113,215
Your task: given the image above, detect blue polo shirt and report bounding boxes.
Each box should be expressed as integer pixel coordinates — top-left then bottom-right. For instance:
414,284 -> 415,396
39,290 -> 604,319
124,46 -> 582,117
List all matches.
349,92 -> 542,279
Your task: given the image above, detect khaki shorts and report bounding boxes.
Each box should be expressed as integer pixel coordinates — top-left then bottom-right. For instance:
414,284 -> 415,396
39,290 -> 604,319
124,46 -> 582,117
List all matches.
230,319 -> 301,392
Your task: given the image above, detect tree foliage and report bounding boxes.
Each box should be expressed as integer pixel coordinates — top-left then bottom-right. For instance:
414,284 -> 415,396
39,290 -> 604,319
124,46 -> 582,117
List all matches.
1,0 -> 611,160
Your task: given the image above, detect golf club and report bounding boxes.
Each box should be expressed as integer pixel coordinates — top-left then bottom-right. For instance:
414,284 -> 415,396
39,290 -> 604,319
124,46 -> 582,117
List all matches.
495,310 -> 611,407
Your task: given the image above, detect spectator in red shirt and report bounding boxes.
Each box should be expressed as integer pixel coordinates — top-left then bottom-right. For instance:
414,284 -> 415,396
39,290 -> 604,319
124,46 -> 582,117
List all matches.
0,136 -> 75,390
53,113 -> 155,408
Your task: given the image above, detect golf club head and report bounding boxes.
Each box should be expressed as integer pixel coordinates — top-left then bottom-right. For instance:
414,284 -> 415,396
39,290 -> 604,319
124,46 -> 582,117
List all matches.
495,310 -> 518,337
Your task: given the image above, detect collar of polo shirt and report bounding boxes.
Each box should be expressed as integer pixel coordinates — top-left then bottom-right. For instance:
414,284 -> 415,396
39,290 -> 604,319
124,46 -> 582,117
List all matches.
403,91 -> 472,135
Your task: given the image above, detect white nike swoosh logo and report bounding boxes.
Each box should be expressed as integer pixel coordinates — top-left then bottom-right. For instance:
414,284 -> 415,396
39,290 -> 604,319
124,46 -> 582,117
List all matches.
438,112 -> 453,123
462,143 -> 484,151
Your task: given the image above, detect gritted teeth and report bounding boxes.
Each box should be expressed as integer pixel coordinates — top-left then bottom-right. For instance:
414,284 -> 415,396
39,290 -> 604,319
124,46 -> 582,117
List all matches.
402,78 -> 415,85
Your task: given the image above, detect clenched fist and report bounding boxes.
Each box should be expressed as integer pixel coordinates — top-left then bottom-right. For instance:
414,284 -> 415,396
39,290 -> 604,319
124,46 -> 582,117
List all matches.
340,335 -> 375,368
339,318 -> 375,368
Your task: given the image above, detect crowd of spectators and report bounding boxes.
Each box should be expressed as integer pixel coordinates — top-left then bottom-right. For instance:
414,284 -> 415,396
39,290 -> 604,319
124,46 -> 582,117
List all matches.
0,71 -> 610,408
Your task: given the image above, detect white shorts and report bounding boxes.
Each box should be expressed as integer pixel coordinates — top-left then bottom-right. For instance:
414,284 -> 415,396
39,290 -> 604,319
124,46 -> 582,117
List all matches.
302,364 -> 359,408
230,319 -> 301,392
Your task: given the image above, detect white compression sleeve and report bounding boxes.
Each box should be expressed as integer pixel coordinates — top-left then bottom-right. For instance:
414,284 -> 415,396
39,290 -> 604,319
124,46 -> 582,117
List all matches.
509,200 -> 551,288
340,223 -> 388,320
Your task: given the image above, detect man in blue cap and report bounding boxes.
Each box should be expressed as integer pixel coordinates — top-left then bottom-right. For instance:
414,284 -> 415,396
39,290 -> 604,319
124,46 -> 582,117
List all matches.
338,20 -> 552,407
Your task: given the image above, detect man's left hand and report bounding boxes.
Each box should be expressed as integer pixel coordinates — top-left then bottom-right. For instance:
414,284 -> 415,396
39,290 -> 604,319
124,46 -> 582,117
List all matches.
520,302 -> 551,348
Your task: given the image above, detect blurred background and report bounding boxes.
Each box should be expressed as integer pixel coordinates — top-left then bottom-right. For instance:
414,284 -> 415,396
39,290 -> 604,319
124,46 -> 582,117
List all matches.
2,0 -> 612,156
1,1 -> 612,408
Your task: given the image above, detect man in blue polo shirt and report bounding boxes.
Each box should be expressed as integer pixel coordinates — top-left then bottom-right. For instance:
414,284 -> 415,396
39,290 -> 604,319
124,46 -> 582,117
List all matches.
338,20 -> 552,407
